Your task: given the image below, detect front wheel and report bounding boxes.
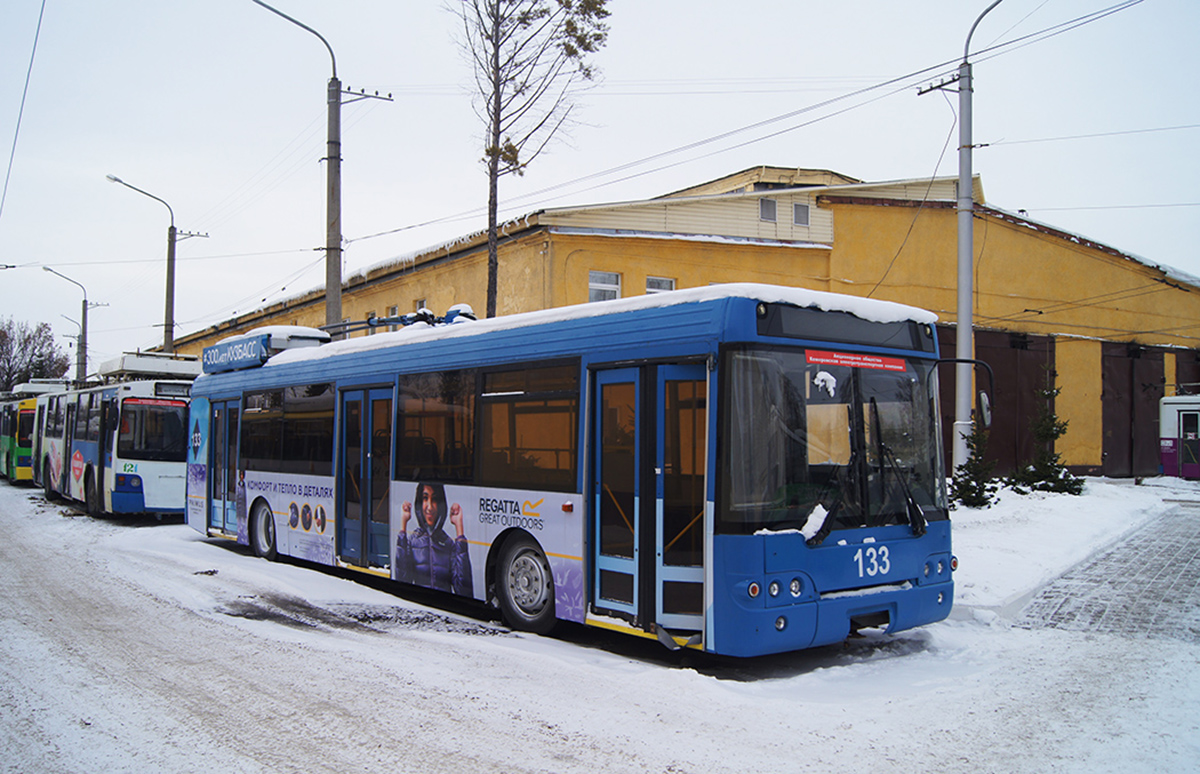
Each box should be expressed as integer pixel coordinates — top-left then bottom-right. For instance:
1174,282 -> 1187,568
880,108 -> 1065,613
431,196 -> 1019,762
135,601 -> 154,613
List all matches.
250,500 -> 277,560
495,535 -> 556,634
85,472 -> 104,518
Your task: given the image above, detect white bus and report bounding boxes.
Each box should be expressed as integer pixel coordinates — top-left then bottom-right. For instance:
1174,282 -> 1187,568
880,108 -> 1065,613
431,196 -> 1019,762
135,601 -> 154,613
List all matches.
36,353 -> 200,517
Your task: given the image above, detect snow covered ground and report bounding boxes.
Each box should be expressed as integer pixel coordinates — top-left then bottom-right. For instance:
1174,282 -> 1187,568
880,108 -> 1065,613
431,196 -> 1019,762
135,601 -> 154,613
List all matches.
1,477 -> 1197,773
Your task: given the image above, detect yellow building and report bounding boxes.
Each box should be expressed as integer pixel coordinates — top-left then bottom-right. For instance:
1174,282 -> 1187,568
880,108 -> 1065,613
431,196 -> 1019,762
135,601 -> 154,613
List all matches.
173,166 -> 1200,477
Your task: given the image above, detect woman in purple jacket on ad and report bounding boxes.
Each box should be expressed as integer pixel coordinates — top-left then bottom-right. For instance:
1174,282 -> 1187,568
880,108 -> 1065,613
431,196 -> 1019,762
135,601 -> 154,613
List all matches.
393,482 -> 473,596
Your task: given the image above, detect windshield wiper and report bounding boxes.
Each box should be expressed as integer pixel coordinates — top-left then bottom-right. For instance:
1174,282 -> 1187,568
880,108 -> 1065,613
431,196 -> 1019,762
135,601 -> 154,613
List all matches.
870,397 -> 927,537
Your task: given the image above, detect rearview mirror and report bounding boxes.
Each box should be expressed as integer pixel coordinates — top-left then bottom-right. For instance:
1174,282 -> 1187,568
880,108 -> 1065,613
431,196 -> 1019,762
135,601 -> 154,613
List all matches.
977,391 -> 992,429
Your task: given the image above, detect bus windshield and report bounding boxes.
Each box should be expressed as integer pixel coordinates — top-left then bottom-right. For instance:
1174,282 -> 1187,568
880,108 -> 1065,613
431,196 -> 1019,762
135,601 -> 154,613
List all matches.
119,398 -> 188,462
719,347 -> 946,535
17,410 -> 34,446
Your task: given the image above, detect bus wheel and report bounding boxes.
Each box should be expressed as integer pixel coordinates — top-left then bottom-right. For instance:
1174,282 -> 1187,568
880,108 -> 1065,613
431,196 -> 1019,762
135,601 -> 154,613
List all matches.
85,473 -> 104,518
250,501 -> 277,561
496,535 -> 556,634
43,461 -> 59,502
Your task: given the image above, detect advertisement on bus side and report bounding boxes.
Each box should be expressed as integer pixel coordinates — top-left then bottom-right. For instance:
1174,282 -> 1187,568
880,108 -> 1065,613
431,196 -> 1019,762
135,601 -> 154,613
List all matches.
243,470 -> 337,565
389,480 -> 585,623
186,398 -> 209,532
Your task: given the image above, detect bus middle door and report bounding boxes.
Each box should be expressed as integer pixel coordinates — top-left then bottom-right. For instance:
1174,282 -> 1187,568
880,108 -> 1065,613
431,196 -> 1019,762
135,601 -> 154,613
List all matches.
338,388 -> 392,568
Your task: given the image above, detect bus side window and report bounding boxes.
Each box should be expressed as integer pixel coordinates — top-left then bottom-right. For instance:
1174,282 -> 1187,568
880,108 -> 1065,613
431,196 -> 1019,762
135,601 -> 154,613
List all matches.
73,395 -> 90,441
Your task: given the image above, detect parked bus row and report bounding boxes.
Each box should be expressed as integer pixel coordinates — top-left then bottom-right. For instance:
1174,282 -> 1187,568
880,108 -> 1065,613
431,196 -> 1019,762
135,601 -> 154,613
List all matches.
5,284 -> 959,658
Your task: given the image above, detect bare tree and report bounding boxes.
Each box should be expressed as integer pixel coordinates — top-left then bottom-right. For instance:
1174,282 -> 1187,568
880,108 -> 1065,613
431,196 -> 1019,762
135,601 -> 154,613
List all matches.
454,0 -> 609,317
0,318 -> 70,391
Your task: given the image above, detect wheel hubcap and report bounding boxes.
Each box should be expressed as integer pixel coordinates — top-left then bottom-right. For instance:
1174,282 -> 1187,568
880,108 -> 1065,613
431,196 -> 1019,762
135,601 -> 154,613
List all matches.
508,551 -> 548,615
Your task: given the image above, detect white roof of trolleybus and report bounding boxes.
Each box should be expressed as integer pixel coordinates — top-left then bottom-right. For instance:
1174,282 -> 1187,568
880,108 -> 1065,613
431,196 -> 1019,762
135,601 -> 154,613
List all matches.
98,352 -> 201,380
257,283 -> 938,371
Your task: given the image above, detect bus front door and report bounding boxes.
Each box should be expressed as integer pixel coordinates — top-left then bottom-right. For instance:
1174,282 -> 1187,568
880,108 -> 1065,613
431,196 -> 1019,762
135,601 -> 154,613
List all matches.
209,400 -> 239,533
593,365 -> 707,638
338,389 -> 392,568
1181,411 -> 1200,479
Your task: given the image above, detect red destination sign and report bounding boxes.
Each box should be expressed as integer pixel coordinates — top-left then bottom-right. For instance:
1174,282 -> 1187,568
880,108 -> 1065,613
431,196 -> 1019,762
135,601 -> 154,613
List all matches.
806,350 -> 907,372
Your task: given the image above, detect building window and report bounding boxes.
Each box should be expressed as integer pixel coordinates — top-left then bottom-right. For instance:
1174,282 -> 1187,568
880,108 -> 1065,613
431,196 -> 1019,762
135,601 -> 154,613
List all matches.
646,276 -> 675,294
589,271 -> 621,302
793,203 -> 810,227
414,299 -> 427,312
387,305 -> 399,332
759,198 -> 777,222
366,311 -> 377,335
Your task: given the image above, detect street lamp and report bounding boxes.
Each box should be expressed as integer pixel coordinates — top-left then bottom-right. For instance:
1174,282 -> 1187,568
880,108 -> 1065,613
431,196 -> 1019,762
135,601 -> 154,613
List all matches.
106,174 -> 178,353
251,0 -> 343,334
43,266 -> 89,384
952,0 -> 1004,471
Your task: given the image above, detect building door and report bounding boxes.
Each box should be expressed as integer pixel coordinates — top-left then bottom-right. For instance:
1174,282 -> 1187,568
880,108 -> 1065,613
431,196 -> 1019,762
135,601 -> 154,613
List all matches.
339,389 -> 392,568
209,399 -> 239,532
592,365 -> 708,635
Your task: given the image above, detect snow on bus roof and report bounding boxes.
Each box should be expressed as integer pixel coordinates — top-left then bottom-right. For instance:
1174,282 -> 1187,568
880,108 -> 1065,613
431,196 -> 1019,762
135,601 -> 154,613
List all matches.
263,283 -> 938,369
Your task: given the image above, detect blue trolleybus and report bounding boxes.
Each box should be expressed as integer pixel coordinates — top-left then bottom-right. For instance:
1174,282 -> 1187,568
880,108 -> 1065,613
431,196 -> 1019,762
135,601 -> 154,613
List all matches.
186,284 -> 954,657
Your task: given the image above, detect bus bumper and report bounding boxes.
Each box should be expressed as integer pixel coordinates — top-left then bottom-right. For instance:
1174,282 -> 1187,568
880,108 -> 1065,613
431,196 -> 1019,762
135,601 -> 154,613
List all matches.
709,526 -> 954,658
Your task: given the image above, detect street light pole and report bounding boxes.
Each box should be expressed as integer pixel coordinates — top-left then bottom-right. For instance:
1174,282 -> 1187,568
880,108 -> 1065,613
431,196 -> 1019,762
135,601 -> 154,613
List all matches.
43,266 -> 88,384
251,0 -> 343,333
952,0 -> 1003,471
106,174 -> 178,353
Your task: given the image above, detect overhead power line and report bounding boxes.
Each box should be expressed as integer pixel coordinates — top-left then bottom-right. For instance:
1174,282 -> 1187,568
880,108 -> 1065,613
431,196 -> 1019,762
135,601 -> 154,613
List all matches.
0,0 -> 47,226
347,0 -> 1148,247
988,123 -> 1200,146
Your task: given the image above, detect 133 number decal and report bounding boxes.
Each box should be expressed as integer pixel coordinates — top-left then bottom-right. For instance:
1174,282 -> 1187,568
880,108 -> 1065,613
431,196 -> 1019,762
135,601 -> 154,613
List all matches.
853,546 -> 890,578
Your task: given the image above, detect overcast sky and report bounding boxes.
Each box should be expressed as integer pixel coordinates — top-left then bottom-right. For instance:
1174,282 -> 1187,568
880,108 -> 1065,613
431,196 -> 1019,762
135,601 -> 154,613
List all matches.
1,0 -> 1196,367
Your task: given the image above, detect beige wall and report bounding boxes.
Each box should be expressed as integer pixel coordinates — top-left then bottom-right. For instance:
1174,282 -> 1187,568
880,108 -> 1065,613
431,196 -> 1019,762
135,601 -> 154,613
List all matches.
171,193 -> 1199,474
552,232 -> 832,305
1055,338 -> 1104,468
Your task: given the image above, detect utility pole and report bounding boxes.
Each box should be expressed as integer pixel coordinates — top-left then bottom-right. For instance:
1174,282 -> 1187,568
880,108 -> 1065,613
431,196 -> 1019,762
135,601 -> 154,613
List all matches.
43,267 -> 98,384
107,175 -> 207,353
921,1 -> 1004,470
953,0 -> 1003,470
251,2 -> 391,337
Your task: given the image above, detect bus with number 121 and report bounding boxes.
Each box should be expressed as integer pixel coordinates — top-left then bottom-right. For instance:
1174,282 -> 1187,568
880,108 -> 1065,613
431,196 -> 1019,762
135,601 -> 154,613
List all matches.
36,353 -> 199,517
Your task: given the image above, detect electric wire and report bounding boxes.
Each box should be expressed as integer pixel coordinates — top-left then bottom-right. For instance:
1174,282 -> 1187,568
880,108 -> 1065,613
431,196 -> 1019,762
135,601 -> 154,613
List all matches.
347,0 -> 1148,247
867,89 -> 958,298
0,0 -> 47,226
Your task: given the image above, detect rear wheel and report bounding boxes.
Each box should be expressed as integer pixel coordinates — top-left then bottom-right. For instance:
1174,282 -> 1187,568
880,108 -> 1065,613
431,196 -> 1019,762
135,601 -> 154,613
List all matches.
42,460 -> 59,502
495,535 -> 556,634
250,500 -> 277,560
